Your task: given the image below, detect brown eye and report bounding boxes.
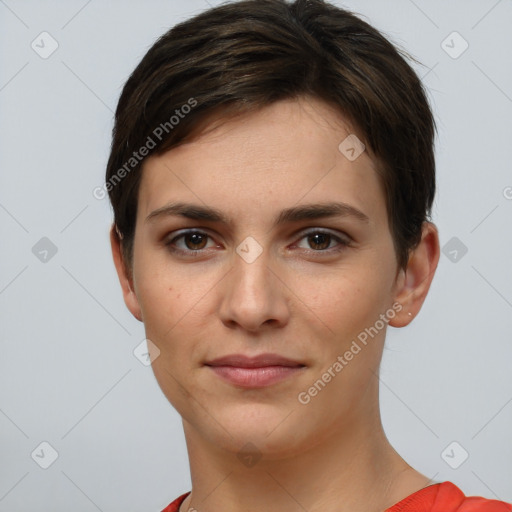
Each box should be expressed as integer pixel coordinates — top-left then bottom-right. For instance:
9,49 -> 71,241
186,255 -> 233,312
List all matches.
183,232 -> 208,250
307,232 -> 331,250
165,230 -> 215,256
295,229 -> 350,253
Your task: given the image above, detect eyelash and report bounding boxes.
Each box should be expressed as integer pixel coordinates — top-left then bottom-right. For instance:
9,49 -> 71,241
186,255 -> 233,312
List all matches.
164,229 -> 351,258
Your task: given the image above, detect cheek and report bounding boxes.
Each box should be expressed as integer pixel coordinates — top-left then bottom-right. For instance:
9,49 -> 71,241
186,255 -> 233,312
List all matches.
134,245 -> 188,320
134,255 -> 218,358
134,264 -> 206,412
297,267 -> 390,341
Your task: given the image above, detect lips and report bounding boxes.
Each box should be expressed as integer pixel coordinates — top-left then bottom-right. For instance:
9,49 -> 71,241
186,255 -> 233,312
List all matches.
204,353 -> 306,388
205,353 -> 305,368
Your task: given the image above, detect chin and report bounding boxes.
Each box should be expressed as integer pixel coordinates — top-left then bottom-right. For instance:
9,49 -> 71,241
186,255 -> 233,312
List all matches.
194,402 -> 317,460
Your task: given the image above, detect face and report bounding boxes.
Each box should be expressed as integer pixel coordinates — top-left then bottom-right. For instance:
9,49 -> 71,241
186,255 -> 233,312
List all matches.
115,97 -> 416,460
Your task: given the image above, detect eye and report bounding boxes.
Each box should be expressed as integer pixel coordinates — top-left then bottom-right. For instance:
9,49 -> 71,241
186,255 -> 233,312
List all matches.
294,229 -> 350,253
164,228 -> 351,258
165,230 -> 217,256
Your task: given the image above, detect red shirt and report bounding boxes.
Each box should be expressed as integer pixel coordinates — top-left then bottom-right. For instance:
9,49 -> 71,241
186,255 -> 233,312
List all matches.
161,482 -> 512,512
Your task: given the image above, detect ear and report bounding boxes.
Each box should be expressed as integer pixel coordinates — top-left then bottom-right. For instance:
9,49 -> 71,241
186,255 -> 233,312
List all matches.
110,224 -> 143,322
388,221 -> 440,327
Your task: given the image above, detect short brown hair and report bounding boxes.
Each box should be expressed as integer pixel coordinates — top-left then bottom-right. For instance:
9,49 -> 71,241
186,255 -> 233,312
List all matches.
105,0 -> 436,272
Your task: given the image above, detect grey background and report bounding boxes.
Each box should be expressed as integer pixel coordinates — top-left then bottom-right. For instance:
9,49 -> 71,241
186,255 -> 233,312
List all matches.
1,0 -> 511,510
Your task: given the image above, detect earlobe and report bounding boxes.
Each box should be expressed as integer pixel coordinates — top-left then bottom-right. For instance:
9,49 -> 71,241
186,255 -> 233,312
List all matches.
109,224 -> 143,322
388,221 -> 440,328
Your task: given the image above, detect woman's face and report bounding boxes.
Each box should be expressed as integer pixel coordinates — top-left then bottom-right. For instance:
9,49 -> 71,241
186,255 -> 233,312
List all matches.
123,97 -> 409,458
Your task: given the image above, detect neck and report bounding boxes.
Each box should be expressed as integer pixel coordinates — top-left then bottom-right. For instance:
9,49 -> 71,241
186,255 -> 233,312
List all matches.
179,409 -> 431,512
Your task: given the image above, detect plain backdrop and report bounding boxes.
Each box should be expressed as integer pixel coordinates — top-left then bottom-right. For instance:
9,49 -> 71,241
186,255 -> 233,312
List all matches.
1,0 -> 511,510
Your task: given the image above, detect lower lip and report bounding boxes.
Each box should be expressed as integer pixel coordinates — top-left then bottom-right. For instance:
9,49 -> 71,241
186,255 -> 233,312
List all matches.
207,365 -> 305,388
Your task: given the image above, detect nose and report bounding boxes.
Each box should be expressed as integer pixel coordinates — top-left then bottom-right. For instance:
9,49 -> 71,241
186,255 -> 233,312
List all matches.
218,246 -> 290,333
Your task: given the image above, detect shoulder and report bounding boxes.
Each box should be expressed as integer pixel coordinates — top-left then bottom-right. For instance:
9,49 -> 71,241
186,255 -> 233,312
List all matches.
160,491 -> 190,512
435,482 -> 512,512
162,485 -> 512,512
387,481 -> 512,512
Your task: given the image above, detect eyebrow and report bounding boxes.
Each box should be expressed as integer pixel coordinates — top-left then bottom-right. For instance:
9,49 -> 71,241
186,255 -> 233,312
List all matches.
145,201 -> 370,226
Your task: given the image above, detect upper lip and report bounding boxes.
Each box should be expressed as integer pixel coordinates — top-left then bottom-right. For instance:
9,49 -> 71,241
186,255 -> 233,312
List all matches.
205,353 -> 305,368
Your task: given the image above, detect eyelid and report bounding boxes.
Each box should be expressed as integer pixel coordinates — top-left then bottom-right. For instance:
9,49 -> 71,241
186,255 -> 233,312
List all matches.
291,228 -> 352,254
295,227 -> 352,243
165,228 -> 219,250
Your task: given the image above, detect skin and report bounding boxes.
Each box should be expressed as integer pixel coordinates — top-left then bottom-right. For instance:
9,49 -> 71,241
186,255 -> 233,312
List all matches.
111,96 -> 440,512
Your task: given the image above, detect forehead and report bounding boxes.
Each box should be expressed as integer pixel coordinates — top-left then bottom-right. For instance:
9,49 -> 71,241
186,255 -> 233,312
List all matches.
137,97 -> 386,227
